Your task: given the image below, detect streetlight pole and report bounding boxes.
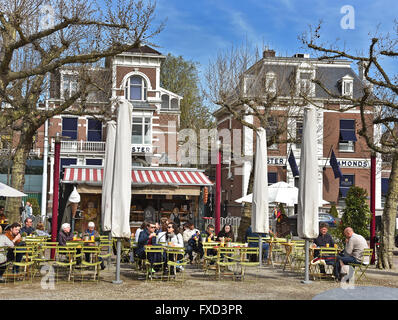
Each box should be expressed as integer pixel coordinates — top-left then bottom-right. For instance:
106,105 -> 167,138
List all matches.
370,153 -> 376,264
50,135 -> 61,259
215,140 -> 221,235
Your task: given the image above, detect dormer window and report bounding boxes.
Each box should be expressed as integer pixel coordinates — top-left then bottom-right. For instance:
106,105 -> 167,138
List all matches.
125,75 -> 147,101
62,73 -> 78,99
341,75 -> 354,97
265,72 -> 276,94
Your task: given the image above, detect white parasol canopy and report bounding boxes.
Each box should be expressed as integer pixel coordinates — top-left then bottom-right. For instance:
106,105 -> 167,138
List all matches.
235,182 -> 329,207
110,99 -> 132,238
251,128 -> 269,234
101,120 -> 116,232
297,106 -> 319,239
0,182 -> 27,197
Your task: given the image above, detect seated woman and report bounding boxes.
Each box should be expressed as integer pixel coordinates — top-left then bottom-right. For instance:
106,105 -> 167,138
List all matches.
157,222 -> 184,274
217,224 -> 234,243
35,222 -> 50,237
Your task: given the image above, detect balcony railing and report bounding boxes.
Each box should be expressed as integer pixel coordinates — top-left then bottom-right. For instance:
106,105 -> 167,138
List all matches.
51,140 -> 106,154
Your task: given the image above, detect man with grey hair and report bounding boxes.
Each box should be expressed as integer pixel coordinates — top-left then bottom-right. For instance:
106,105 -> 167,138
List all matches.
333,227 -> 368,280
58,223 -> 73,246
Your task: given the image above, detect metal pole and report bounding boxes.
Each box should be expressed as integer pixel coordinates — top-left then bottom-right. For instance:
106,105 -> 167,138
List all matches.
259,235 -> 263,267
50,137 -> 61,259
113,238 -> 123,284
215,142 -> 221,235
301,239 -> 312,284
370,153 -> 376,264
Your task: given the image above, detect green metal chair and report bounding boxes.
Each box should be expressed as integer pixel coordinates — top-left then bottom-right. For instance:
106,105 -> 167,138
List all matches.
215,247 -> 239,281
348,248 -> 373,282
80,246 -> 102,283
55,246 -> 77,283
166,247 -> 189,281
144,245 -> 165,281
238,247 -> 260,281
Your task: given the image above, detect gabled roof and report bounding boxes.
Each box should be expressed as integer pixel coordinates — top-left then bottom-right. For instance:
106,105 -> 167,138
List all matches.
126,45 -> 162,55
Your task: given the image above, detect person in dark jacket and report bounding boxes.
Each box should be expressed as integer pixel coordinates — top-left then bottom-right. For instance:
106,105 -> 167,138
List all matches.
217,224 -> 234,242
245,225 -> 274,262
20,218 -> 35,236
58,223 -> 73,246
312,223 -> 335,274
136,221 -> 157,259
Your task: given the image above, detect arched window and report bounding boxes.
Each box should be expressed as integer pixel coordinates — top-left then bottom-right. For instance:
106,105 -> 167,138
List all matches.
170,98 -> 179,110
125,75 -> 147,101
161,94 -> 169,109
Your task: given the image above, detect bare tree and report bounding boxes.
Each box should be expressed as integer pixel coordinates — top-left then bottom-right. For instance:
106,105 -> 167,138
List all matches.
300,22 -> 398,269
0,0 -> 164,222
204,44 -> 306,241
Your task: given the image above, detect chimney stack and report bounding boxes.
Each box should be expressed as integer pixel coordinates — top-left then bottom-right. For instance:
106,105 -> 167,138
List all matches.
263,49 -> 276,58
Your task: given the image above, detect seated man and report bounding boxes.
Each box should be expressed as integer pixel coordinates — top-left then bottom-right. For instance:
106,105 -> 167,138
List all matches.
136,222 -> 160,269
5,223 -> 22,273
245,225 -> 273,262
334,227 -> 368,281
84,222 -> 105,270
20,218 -> 35,236
312,223 -> 336,274
202,224 -> 217,258
58,223 -> 73,246
183,223 -> 203,263
0,232 -> 16,282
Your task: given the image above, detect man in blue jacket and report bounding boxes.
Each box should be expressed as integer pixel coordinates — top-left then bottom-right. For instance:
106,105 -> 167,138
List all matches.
245,225 -> 273,262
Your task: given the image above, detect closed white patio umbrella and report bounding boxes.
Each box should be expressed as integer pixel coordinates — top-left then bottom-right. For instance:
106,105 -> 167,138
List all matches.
103,99 -> 132,284
297,106 -> 319,283
0,182 -> 27,197
101,120 -> 116,232
251,128 -> 269,266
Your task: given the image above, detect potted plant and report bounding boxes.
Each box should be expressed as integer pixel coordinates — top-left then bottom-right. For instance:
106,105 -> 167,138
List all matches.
83,233 -> 89,241
286,234 -> 292,243
21,232 -> 27,241
73,231 -> 78,240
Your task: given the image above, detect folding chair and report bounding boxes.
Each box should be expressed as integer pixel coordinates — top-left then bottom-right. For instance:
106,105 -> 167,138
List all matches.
55,246 -> 77,283
144,245 -> 165,281
80,246 -> 102,283
202,242 -> 218,274
238,247 -> 260,281
166,247 -> 189,281
348,248 -> 373,282
215,247 -> 239,281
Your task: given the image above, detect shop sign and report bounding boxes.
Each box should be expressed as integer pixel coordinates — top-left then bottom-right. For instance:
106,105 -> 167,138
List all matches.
337,159 -> 370,168
267,157 -> 286,166
132,145 -> 152,153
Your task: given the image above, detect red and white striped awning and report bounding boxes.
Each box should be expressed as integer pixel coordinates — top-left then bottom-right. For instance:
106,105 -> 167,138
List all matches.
62,166 -> 213,186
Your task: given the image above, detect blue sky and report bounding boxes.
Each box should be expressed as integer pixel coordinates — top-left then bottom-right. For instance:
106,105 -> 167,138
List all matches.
151,0 -> 398,90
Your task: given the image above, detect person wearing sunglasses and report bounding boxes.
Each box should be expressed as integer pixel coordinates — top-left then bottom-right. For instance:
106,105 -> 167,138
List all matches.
136,221 -> 157,260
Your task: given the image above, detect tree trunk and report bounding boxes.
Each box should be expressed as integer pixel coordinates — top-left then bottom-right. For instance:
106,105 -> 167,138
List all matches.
237,162 -> 254,242
6,131 -> 32,224
377,152 -> 398,269
237,202 -> 251,242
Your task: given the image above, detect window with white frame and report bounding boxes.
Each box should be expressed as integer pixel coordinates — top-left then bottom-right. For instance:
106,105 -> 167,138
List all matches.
62,117 -> 78,140
299,71 -> 313,96
339,119 -> 357,152
339,174 -> 354,199
170,98 -> 179,110
161,94 -> 169,109
132,117 -> 151,145
62,74 -> 78,99
265,72 -> 276,94
341,75 -> 354,97
125,75 -> 147,101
